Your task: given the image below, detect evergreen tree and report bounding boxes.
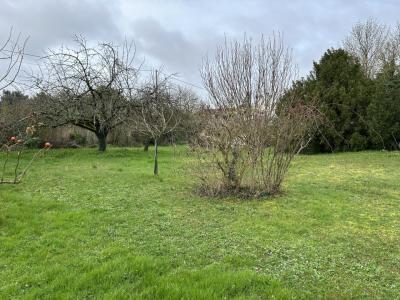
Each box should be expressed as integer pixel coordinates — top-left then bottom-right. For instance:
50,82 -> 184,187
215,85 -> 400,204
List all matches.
284,49 -> 372,152
367,68 -> 400,150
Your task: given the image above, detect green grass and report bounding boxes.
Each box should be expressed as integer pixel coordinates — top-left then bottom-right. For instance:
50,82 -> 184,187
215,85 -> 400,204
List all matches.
0,146 -> 399,299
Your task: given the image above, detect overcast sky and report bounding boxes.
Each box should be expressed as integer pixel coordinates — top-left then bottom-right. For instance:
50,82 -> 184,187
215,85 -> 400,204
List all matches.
1,0 -> 399,93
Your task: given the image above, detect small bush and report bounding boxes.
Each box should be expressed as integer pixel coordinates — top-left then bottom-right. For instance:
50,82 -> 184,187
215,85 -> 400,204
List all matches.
69,131 -> 87,145
349,132 -> 368,151
0,126 -> 51,184
193,35 -> 318,198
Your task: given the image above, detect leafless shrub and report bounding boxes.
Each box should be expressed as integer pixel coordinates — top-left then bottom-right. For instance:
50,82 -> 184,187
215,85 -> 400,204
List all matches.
193,34 -> 318,198
1,125 -> 51,184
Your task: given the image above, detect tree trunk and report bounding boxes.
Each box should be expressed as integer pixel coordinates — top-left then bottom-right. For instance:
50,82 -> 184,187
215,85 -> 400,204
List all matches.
144,139 -> 150,152
154,139 -> 158,176
96,130 -> 108,152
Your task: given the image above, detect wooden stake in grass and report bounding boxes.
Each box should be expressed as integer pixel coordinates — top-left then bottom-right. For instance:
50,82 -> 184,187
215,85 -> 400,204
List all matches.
154,139 -> 158,176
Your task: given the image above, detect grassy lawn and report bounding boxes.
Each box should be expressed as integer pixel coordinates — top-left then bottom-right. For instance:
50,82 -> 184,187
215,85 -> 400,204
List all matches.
0,146 -> 399,299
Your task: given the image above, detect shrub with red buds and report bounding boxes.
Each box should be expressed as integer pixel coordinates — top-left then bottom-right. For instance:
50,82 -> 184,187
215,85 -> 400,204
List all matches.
2,128 -> 52,184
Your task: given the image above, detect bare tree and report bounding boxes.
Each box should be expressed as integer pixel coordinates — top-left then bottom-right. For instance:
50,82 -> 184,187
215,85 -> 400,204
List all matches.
344,19 -> 388,78
0,28 -> 27,91
0,29 -> 51,185
380,22 -> 400,72
34,36 -> 140,151
344,19 -> 400,78
133,70 -> 184,175
195,34 -> 318,197
0,28 -> 31,138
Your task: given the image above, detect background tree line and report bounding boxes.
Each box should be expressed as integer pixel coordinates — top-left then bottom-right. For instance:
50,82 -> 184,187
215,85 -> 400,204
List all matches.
1,19 -> 400,156
0,36 -> 200,153
0,88 -> 199,149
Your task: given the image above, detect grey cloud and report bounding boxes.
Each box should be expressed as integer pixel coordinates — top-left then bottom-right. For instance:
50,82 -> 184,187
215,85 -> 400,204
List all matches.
133,18 -> 202,70
0,0 -> 120,56
130,17 -> 221,88
1,0 -> 400,92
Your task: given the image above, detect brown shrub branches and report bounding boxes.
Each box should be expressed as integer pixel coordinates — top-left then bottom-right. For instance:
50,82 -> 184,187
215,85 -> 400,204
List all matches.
192,34 -> 318,198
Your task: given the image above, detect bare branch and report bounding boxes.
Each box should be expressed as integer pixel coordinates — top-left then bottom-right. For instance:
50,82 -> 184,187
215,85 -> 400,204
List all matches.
33,36 -> 140,151
0,28 -> 29,91
194,33 -> 318,197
